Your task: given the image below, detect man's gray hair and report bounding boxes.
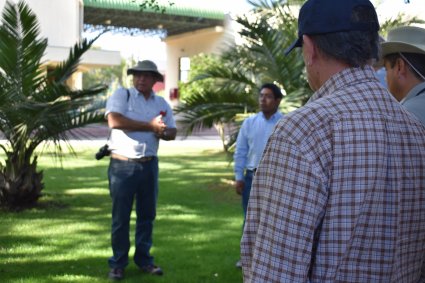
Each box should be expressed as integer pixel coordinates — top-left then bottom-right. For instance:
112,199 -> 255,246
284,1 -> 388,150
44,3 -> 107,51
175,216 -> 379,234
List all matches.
311,5 -> 380,67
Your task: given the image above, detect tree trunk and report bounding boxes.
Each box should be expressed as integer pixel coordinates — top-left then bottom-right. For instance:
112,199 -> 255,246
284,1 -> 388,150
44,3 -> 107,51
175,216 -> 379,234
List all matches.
0,155 -> 44,211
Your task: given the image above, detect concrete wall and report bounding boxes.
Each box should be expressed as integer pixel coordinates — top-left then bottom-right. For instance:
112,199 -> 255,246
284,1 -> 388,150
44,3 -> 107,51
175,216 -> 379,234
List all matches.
163,15 -> 235,102
0,0 -> 82,46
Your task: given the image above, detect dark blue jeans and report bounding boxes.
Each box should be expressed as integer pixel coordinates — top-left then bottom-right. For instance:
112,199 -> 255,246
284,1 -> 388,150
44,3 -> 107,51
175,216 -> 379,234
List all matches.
107,157 -> 158,269
242,170 -> 254,228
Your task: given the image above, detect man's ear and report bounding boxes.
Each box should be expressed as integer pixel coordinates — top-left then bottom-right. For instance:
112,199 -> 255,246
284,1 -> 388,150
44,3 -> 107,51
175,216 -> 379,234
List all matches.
395,57 -> 409,79
302,35 -> 316,66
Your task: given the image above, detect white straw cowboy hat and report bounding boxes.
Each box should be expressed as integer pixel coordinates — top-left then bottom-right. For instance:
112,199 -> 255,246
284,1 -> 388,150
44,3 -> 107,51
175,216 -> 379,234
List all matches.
381,26 -> 425,57
127,60 -> 164,82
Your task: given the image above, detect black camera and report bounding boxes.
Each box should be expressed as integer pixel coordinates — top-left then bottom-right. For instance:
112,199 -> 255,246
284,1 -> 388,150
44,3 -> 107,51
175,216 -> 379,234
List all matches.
95,144 -> 111,160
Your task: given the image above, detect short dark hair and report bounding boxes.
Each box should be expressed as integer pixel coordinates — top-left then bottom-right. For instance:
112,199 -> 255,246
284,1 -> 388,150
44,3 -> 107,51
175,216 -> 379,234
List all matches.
385,52 -> 425,81
260,83 -> 283,99
310,5 -> 380,67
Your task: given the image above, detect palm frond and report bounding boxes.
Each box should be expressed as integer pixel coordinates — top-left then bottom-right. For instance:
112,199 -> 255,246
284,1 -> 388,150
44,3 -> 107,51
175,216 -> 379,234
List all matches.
0,1 -> 47,100
49,34 -> 101,85
176,86 -> 257,135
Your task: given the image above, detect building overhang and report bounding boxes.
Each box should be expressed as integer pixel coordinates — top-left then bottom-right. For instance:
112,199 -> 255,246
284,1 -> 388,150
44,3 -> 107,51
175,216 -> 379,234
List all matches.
43,46 -> 121,71
83,0 -> 225,37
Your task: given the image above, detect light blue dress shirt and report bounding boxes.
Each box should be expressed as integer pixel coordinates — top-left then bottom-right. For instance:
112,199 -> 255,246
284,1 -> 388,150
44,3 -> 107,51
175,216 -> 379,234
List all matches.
401,81 -> 425,126
233,111 -> 283,181
375,67 -> 387,88
105,87 -> 176,158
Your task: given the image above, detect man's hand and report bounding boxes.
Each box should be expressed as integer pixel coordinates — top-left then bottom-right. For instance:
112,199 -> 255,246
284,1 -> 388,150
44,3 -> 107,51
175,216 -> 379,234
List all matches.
235,180 -> 245,195
150,115 -> 166,135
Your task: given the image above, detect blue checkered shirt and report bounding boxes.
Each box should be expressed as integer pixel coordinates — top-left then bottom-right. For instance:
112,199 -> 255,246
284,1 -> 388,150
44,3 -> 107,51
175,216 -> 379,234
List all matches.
241,66 -> 425,282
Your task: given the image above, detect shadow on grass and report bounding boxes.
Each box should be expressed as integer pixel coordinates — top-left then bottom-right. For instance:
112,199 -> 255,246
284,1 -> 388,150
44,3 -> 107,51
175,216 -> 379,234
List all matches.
0,149 -> 243,283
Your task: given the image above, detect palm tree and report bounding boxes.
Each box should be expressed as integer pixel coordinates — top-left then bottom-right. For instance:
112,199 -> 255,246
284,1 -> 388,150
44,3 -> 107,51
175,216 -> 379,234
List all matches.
0,1 -> 107,210
175,0 -> 311,151
175,0 -> 424,151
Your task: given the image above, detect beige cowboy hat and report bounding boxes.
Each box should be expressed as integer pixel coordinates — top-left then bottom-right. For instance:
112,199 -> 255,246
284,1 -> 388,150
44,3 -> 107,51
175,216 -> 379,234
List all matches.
127,60 -> 164,82
381,26 -> 425,57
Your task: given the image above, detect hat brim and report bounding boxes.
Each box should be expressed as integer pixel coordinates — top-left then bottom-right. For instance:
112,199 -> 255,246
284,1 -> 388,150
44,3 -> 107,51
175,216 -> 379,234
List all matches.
285,37 -> 302,56
127,69 -> 164,82
381,42 -> 425,57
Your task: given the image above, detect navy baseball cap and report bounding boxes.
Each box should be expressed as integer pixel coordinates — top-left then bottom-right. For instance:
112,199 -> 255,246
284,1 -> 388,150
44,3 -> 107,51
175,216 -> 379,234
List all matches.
285,0 -> 379,55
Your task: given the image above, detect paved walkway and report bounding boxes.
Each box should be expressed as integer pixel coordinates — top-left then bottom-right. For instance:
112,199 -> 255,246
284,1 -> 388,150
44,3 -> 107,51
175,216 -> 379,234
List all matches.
62,123 -> 221,140
63,123 -> 223,148
0,124 -> 223,148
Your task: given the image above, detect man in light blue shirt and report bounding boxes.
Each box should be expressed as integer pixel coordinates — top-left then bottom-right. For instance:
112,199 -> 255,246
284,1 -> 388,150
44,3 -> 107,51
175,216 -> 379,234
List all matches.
381,26 -> 425,125
105,60 -> 177,280
233,83 -> 283,267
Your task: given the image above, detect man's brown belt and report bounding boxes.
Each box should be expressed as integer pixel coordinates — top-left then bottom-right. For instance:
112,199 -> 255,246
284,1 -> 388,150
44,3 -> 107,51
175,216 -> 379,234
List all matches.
111,153 -> 154,163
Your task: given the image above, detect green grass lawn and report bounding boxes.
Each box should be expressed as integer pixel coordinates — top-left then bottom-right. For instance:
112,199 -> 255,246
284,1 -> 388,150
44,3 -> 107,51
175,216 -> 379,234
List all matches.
0,140 -> 243,283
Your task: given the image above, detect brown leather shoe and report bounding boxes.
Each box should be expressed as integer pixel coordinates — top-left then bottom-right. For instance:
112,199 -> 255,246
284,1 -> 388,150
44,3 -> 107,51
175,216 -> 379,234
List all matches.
140,264 -> 163,276
108,268 -> 124,280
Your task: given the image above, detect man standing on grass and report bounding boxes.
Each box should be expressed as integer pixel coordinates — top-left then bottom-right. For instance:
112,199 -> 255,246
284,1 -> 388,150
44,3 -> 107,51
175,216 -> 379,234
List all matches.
233,83 -> 282,268
241,0 -> 425,282
105,60 -> 177,280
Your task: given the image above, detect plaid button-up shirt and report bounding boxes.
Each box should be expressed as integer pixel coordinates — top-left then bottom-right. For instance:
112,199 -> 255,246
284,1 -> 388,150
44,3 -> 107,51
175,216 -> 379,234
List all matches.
241,66 -> 425,282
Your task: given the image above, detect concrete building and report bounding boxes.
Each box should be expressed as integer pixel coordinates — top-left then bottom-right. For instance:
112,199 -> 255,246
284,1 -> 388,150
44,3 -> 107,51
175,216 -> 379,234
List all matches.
0,0 -> 233,97
0,0 -> 122,89
83,0 -> 232,101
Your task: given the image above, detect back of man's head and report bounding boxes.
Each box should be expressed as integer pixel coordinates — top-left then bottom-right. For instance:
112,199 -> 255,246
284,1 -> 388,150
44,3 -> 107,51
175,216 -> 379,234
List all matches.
285,0 -> 380,67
